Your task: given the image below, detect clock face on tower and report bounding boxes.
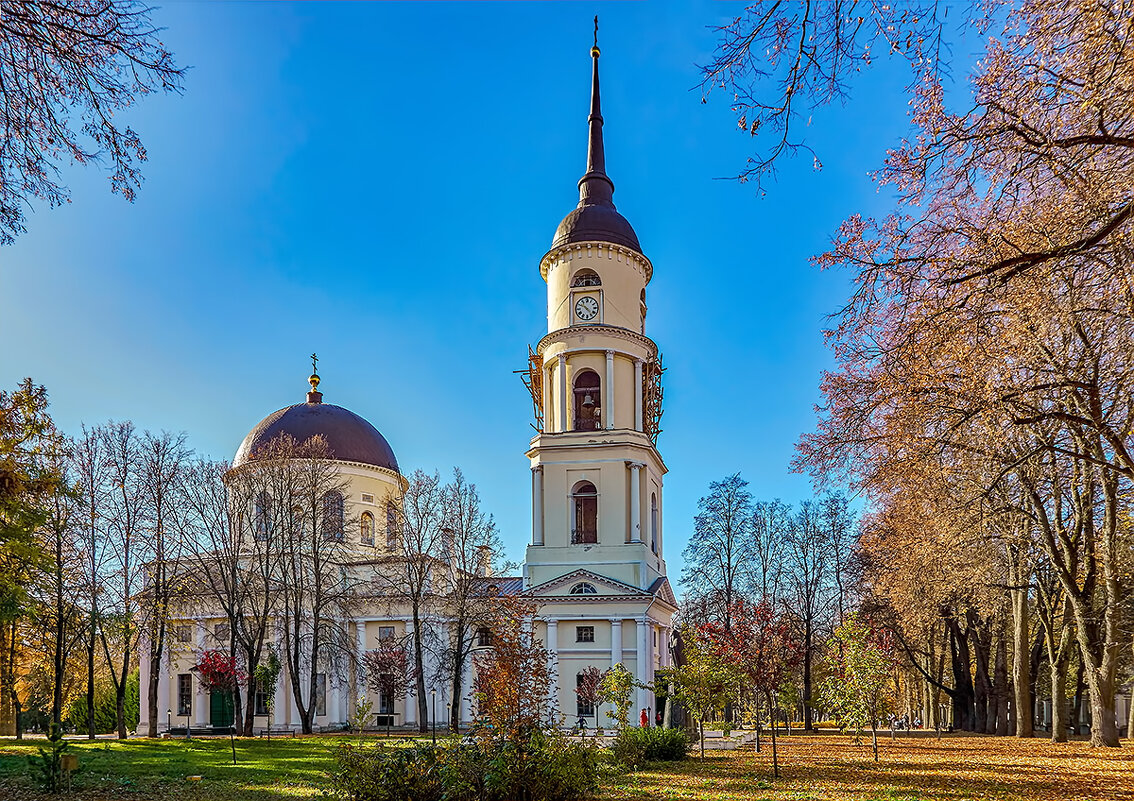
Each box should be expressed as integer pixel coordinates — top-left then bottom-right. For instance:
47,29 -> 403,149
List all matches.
574,295 -> 600,322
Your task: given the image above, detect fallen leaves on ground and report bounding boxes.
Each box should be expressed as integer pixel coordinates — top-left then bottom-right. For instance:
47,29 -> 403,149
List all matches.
604,733 -> 1134,801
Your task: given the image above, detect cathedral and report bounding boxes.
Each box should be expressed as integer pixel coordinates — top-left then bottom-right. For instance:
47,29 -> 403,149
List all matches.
139,40 -> 676,735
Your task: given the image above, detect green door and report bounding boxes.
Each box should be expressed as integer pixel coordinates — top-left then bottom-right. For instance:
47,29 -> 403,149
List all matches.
210,691 -> 234,728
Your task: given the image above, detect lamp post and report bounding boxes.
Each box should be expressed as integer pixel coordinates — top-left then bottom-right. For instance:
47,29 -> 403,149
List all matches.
431,689 -> 437,745
166,708 -> 172,736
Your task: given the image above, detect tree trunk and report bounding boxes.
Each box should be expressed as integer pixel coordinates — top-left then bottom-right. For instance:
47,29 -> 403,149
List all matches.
871,721 -> 879,762
699,717 -> 705,760
1010,575 -> 1032,737
87,625 -> 97,738
0,622 -> 15,736
946,615 -> 976,730
413,607 -> 428,734
803,619 -> 813,730
769,696 -> 780,778
994,633 -> 1011,736
1069,659 -> 1084,736
1051,653 -> 1069,743
147,645 -> 161,738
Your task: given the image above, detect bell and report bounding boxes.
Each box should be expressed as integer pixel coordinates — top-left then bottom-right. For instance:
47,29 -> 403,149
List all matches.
582,393 -> 595,408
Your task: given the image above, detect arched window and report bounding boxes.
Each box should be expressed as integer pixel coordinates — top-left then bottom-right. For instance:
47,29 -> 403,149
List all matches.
572,371 -> 601,431
475,627 -> 492,647
322,491 -> 344,540
569,581 -> 598,595
254,491 -> 272,541
385,501 -> 399,549
360,511 -> 375,546
571,269 -> 601,287
650,493 -> 658,554
571,481 -> 598,544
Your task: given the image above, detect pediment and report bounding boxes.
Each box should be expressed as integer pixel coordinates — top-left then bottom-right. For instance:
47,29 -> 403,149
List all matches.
525,569 -> 647,600
647,575 -> 678,607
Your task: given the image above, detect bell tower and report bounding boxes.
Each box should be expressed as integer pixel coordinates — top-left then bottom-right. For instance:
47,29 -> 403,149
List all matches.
521,36 -> 668,594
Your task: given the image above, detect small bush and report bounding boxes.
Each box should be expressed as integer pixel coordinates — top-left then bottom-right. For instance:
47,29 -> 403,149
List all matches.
330,728 -> 599,801
611,727 -> 689,767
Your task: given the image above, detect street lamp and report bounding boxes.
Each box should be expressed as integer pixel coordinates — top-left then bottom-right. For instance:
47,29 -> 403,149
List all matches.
166,708 -> 172,736
431,689 -> 437,745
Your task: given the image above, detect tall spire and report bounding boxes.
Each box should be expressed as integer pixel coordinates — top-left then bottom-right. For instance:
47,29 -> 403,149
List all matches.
578,16 -> 615,208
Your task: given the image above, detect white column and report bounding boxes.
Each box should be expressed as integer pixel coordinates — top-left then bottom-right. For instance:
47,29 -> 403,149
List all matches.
329,674 -> 342,727
404,619 -> 416,728
558,353 -> 568,432
610,619 -> 623,667
635,617 -> 650,724
547,619 -> 560,719
628,463 -> 643,542
605,350 -> 615,429
633,359 -> 644,430
137,632 -> 152,736
353,621 -> 366,726
532,466 -> 544,545
194,621 -> 207,726
156,646 -> 170,732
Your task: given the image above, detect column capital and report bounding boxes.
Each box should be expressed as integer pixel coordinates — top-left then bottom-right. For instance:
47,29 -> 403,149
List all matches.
605,349 -> 615,357
625,460 -> 645,470
531,464 -> 543,474
609,617 -> 623,625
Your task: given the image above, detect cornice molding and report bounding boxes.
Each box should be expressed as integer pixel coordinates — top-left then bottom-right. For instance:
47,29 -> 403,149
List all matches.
540,240 -> 653,282
537,325 -> 657,358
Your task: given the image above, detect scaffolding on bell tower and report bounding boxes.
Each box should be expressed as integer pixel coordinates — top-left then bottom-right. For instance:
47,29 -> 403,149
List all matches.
516,345 -> 544,432
643,353 -> 665,445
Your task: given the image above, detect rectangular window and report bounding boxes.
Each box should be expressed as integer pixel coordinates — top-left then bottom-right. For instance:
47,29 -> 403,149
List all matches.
254,683 -> 270,716
576,625 -> 595,643
576,673 -> 595,717
378,675 -> 394,714
378,625 -> 395,641
177,674 -> 192,717
213,623 -> 230,644
174,625 -> 192,644
314,673 -> 327,716
361,493 -> 374,504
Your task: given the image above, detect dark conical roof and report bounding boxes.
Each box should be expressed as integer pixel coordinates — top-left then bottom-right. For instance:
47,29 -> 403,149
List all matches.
233,375 -> 399,472
551,39 -> 641,254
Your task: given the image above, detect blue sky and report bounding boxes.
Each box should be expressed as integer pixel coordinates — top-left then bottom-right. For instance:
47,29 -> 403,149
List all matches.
2,1 -> 926,588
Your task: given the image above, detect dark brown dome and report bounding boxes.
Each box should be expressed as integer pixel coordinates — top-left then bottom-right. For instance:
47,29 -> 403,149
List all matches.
233,402 -> 399,472
553,203 -> 641,252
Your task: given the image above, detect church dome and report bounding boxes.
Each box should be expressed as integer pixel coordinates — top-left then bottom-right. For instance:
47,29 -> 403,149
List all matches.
553,203 -> 641,252
233,374 -> 399,472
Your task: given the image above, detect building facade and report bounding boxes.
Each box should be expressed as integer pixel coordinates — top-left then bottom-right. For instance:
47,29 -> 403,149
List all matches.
139,41 -> 674,735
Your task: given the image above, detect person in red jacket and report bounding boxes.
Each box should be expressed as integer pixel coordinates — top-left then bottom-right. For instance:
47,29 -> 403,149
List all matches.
640,708 -> 649,728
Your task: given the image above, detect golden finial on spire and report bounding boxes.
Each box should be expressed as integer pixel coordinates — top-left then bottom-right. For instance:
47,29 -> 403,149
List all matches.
307,353 -> 322,402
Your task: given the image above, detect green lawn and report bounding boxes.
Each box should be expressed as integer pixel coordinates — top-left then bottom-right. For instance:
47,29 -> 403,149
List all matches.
0,735 -> 362,799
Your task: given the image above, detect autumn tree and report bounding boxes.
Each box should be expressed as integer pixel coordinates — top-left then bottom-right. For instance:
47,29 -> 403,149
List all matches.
702,599 -> 804,776
364,636 -> 419,737
0,380 -> 59,735
821,614 -> 898,762
785,0 -> 1133,748
0,0 -> 185,244
436,467 -> 505,732
663,629 -> 734,760
574,665 -> 603,728
471,594 -> 552,741
597,662 -> 637,731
